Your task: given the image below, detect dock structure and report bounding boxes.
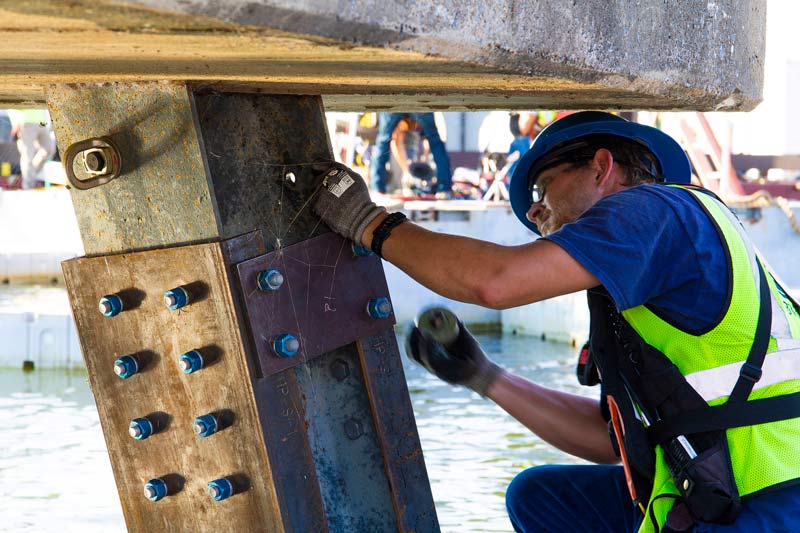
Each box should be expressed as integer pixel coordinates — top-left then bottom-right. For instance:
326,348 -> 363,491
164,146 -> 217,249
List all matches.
3,1 -> 766,531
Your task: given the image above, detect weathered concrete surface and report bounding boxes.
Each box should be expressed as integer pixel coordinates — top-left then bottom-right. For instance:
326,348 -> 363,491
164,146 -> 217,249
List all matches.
1,0 -> 765,110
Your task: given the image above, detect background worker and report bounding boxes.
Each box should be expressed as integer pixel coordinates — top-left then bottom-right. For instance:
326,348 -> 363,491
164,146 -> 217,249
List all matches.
8,108 -> 55,190
370,112 -> 452,195
311,111 -> 800,532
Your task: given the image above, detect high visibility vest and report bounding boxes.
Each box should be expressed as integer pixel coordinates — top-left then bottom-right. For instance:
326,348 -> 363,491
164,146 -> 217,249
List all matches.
620,186 -> 800,531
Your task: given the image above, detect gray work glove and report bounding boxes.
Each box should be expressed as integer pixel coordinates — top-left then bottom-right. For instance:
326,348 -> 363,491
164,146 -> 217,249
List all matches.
405,320 -> 503,396
312,162 -> 386,244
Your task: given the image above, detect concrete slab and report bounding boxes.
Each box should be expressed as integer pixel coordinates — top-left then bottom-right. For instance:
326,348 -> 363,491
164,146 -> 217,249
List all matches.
0,0 -> 765,110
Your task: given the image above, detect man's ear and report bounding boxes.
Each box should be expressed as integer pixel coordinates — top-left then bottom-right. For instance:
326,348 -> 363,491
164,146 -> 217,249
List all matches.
592,148 -> 615,185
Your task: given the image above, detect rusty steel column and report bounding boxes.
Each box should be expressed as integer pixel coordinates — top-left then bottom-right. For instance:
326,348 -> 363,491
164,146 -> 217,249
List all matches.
49,82 -> 438,532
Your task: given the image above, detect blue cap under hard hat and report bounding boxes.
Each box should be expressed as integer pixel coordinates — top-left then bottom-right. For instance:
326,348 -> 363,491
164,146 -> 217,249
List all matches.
509,111 -> 692,234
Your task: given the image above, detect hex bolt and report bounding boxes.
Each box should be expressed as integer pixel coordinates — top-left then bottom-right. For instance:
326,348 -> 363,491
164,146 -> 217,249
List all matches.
179,350 -> 204,374
83,149 -> 107,173
344,418 -> 363,440
257,269 -> 284,291
366,297 -> 392,319
330,359 -> 350,381
208,478 -> 234,501
194,413 -> 219,438
129,417 -> 154,440
273,333 -> 300,358
351,242 -> 373,257
144,478 -> 168,502
113,355 -> 139,379
164,286 -> 190,311
98,294 -> 123,317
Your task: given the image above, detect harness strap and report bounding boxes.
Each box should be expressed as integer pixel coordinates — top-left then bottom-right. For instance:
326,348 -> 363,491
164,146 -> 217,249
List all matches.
728,260 -> 772,403
647,390 -> 800,444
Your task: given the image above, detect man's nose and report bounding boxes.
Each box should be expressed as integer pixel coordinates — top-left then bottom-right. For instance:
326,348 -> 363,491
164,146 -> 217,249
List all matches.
526,202 -> 544,223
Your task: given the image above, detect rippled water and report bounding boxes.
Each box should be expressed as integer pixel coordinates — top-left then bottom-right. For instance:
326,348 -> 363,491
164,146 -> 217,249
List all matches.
0,333 -> 593,532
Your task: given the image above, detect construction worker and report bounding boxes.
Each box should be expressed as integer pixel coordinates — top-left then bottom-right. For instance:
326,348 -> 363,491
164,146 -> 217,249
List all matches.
311,111 -> 800,532
370,112 -> 452,195
8,109 -> 56,190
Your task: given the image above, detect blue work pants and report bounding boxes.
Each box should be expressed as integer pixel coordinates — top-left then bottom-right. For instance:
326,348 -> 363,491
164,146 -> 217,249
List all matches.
506,464 -> 800,532
370,112 -> 452,193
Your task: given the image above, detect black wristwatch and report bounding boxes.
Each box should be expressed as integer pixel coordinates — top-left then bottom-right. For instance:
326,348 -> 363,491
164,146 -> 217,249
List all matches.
370,212 -> 408,257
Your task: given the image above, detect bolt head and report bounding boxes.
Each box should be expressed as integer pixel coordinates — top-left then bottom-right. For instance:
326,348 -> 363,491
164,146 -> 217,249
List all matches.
351,242 -> 373,257
344,418 -> 363,440
257,269 -> 284,291
367,297 -> 392,319
84,151 -> 106,172
129,425 -> 142,438
273,334 -> 300,358
330,359 -> 350,381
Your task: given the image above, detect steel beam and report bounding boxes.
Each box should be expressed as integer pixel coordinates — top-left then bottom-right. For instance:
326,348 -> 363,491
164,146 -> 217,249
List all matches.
51,82 -> 438,532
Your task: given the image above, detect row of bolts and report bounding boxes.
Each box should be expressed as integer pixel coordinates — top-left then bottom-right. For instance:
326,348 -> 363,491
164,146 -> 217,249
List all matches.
103,285 -> 237,502
98,244 -> 391,503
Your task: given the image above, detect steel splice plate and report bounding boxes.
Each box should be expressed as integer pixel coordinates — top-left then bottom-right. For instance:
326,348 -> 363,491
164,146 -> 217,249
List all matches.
237,232 -> 395,377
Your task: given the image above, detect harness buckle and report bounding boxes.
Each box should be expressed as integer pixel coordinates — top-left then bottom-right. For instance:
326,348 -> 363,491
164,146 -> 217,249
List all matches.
739,362 -> 763,383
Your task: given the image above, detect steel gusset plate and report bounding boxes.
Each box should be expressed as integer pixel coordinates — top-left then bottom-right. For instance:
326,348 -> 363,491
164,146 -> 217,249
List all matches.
237,232 -> 395,377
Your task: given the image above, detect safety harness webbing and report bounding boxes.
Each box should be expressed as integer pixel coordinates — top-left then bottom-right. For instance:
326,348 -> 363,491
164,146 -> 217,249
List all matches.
646,260 -> 800,445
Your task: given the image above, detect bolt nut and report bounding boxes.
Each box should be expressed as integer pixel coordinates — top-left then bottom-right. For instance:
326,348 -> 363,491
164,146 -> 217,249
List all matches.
351,242 -> 373,257
144,478 -> 168,502
344,418 -> 363,440
208,478 -> 234,501
194,414 -> 219,438
257,269 -> 284,291
129,417 -> 154,440
164,286 -> 190,311
273,333 -> 300,358
113,355 -> 139,379
83,149 -> 107,173
98,294 -> 123,317
330,359 -> 350,381
179,350 -> 204,374
366,297 -> 392,319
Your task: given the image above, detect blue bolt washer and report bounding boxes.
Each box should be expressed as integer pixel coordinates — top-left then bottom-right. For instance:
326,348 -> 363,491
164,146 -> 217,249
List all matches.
194,413 -> 219,438
129,417 -> 154,440
273,333 -> 300,358
208,478 -> 234,501
179,350 -> 204,374
164,286 -> 190,311
113,355 -> 139,379
98,294 -> 123,317
351,242 -> 373,257
257,269 -> 284,291
367,297 -> 392,319
144,478 -> 168,502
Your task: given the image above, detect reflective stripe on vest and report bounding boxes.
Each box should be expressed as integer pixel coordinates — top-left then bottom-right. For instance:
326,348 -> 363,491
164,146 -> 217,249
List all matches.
685,342 -> 800,402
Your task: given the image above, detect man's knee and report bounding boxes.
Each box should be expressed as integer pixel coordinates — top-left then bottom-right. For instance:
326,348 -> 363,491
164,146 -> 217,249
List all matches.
506,465 -> 562,517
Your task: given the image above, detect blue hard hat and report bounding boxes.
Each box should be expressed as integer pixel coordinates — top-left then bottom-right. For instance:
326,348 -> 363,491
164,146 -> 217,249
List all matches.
509,111 -> 691,234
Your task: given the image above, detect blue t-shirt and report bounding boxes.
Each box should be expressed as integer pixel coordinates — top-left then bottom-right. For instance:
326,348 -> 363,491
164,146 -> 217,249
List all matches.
545,184 -> 728,332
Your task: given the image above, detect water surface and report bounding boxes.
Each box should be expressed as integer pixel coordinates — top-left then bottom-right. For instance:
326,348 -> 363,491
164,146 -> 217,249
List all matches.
0,333 -> 594,532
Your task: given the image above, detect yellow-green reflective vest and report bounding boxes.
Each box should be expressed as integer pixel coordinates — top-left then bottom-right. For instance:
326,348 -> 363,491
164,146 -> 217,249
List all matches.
622,186 -> 800,532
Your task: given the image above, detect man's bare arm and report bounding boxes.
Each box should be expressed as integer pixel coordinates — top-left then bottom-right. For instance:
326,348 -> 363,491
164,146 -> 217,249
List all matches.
487,373 -> 618,464
364,215 -> 600,309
